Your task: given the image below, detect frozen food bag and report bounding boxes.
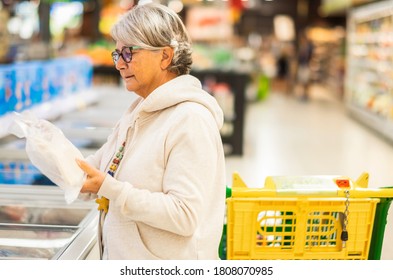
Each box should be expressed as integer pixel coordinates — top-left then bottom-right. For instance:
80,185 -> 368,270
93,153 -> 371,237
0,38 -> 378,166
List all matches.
7,111 -> 85,204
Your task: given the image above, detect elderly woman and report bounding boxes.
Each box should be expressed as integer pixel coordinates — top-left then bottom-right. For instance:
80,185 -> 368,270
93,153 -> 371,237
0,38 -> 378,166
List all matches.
76,3 -> 226,260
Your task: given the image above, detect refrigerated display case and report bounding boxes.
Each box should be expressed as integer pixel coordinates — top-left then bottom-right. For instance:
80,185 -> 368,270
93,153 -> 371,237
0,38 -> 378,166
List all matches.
0,85 -> 135,260
0,141 -> 98,260
345,0 -> 393,142
0,184 -> 98,260
0,57 -> 137,260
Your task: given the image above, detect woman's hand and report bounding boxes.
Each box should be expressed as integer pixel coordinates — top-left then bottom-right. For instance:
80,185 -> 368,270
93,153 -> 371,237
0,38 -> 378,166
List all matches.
76,159 -> 106,194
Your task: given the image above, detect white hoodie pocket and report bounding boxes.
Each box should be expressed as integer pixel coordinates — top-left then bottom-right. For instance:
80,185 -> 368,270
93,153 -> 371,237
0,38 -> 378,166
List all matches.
104,221 -> 160,260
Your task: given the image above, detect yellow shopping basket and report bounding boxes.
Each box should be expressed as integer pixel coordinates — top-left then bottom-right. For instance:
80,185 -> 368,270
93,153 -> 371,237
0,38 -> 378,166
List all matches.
225,172 -> 393,260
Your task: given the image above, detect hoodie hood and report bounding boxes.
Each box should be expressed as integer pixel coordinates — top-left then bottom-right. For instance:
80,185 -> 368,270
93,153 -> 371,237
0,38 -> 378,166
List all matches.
137,75 -> 224,129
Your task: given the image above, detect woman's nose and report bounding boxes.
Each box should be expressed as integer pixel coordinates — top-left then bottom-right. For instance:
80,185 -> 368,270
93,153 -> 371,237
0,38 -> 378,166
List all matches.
115,57 -> 127,70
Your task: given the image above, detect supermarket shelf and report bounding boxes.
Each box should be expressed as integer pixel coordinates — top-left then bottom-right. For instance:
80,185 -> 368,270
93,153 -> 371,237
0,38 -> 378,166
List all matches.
347,103 -> 393,142
345,0 -> 393,144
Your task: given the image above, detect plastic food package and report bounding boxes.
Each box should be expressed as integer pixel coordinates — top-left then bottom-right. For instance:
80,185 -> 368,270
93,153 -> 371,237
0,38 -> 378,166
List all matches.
8,112 -> 85,204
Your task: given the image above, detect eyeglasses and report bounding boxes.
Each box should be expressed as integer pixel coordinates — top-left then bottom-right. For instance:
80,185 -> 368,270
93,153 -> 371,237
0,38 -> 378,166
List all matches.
111,46 -> 143,65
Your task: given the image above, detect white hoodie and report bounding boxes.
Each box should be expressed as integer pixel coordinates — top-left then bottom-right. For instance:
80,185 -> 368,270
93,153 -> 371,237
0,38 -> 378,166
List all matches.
86,74 -> 226,259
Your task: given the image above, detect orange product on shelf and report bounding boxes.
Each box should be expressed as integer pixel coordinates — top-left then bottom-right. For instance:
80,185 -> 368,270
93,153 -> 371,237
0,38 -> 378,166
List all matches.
76,47 -> 113,66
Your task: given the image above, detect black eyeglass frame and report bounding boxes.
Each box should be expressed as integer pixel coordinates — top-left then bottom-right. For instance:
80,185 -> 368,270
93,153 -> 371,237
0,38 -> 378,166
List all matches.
111,46 -> 143,65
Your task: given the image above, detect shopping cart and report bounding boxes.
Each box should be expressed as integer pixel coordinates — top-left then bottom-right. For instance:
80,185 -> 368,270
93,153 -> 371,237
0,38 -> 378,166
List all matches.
221,172 -> 393,260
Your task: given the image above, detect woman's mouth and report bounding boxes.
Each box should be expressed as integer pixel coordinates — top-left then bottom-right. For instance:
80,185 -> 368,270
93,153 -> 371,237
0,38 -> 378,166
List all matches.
124,75 -> 134,80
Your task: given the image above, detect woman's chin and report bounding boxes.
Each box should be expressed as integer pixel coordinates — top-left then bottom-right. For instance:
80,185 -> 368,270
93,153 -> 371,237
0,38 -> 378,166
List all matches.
124,81 -> 136,91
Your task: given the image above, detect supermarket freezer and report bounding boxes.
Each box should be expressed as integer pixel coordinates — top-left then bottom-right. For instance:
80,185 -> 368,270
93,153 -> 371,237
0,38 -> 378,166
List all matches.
0,184 -> 98,260
0,148 -> 98,260
0,86 -> 135,259
0,123 -> 101,260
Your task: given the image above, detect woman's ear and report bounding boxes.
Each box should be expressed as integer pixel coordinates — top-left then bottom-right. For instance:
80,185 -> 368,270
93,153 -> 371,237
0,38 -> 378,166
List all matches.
161,47 -> 174,70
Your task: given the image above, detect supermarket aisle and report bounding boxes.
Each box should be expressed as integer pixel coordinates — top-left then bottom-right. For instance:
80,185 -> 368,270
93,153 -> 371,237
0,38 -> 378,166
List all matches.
225,85 -> 393,259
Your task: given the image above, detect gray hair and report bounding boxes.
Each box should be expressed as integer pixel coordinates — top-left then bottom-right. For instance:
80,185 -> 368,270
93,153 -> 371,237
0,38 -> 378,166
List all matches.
111,3 -> 192,75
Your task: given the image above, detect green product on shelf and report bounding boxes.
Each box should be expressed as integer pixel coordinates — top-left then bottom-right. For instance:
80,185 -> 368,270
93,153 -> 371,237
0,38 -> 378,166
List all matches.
257,74 -> 269,101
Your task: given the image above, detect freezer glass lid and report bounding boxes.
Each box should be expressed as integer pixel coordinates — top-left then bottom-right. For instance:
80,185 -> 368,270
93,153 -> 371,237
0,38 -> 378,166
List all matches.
0,205 -> 90,226
0,226 -> 77,259
0,184 -> 97,259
